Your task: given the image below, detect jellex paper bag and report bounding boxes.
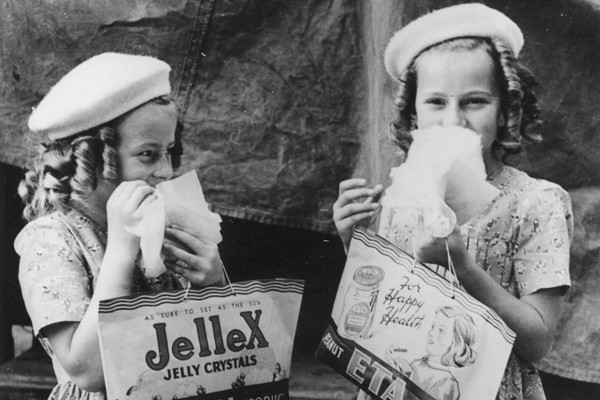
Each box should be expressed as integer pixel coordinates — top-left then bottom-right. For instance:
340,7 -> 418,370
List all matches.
316,227 -> 514,400
98,279 -> 304,400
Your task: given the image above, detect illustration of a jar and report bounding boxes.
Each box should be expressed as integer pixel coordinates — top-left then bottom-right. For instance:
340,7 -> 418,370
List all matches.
338,265 -> 385,340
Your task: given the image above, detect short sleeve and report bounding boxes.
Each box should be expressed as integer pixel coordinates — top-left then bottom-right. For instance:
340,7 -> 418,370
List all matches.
16,216 -> 92,336
513,186 -> 573,297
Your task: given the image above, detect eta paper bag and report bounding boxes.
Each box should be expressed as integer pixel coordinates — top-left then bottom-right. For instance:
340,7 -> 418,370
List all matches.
98,279 -> 304,400
315,227 -> 514,400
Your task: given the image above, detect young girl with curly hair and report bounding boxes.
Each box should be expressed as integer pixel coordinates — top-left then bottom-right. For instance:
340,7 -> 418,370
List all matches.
16,53 -> 225,400
333,4 -> 572,400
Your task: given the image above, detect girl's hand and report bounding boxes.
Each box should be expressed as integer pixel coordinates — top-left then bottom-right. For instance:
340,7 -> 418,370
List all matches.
162,225 -> 225,287
333,179 -> 384,253
412,223 -> 466,267
106,181 -> 157,254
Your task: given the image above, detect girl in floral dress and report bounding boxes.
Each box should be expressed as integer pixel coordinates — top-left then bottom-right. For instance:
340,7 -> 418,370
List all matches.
16,53 -> 225,400
333,4 -> 572,400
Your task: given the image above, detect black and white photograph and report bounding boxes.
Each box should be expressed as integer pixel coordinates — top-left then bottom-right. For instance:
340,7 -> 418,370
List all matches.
0,1 -> 598,399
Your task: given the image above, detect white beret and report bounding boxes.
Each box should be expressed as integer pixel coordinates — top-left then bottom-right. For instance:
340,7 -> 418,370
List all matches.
28,52 -> 171,140
384,3 -> 524,80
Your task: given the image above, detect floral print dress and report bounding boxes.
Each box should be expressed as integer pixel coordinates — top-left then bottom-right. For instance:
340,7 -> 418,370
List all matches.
378,165 -> 573,400
16,209 -> 187,400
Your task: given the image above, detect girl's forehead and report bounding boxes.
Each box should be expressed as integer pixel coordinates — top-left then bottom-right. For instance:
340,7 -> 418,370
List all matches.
415,48 -> 498,91
416,47 -> 493,70
116,102 -> 177,144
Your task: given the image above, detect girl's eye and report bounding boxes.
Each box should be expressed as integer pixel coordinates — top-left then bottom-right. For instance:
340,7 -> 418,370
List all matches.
425,98 -> 445,106
137,150 -> 160,163
465,97 -> 488,106
136,147 -> 176,164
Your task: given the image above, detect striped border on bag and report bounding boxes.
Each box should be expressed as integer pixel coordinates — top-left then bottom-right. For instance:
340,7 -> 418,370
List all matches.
99,279 -> 304,313
353,227 -> 516,343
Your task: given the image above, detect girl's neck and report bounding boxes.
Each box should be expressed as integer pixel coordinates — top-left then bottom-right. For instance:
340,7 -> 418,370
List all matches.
84,205 -> 108,231
482,151 -> 504,180
70,180 -> 113,231
425,356 -> 446,369
71,198 -> 108,231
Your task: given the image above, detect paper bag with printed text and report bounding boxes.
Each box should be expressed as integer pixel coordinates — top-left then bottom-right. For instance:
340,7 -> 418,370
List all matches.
98,279 -> 303,400
316,227 -> 514,400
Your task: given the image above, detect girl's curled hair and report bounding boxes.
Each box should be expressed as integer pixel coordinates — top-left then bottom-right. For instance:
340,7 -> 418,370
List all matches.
19,126 -> 119,221
389,37 -> 542,157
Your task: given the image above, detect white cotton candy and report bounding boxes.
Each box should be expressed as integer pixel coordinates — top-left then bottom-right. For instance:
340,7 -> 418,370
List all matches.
380,126 -> 499,239
156,171 -> 222,245
124,170 -> 222,278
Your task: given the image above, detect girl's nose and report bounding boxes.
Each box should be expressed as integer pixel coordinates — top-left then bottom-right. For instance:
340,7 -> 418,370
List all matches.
153,154 -> 173,181
441,104 -> 467,128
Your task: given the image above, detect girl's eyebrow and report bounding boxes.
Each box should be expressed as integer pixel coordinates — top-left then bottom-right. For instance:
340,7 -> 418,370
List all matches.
464,89 -> 496,96
130,143 -> 166,154
131,142 -> 160,150
417,90 -> 446,97
131,140 -> 176,151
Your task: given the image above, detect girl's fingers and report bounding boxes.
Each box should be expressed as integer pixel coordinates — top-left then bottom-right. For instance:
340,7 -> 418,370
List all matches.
163,242 -> 197,267
339,209 -> 377,229
128,185 -> 157,209
165,259 -> 224,287
371,184 -> 385,201
334,189 -> 374,211
339,179 -> 383,195
137,192 -> 158,209
336,179 -> 384,209
339,178 -> 368,194
108,181 -> 155,216
112,180 -> 148,199
165,227 -> 206,253
165,259 -> 194,277
335,201 -> 379,220
163,242 -> 225,287
340,187 -> 379,204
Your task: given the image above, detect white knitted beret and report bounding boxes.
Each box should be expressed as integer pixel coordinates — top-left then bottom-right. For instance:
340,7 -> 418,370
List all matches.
384,3 -> 524,80
28,52 -> 172,140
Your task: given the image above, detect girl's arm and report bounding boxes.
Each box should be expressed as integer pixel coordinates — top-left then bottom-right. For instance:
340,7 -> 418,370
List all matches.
43,181 -> 155,391
414,227 -> 563,362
